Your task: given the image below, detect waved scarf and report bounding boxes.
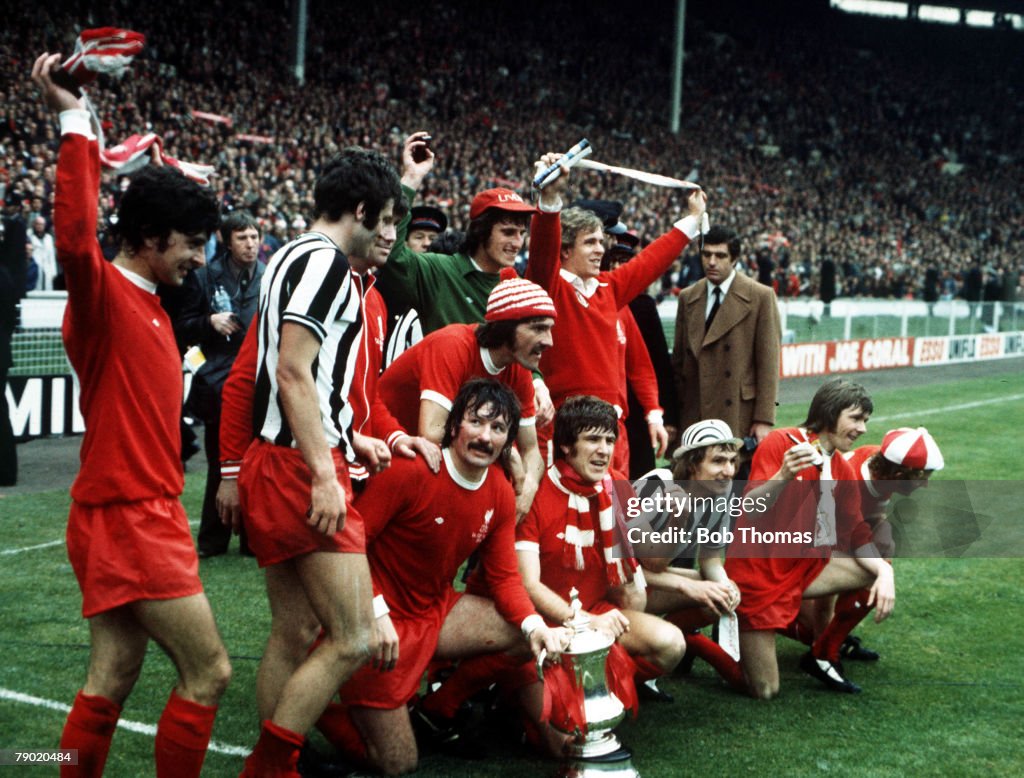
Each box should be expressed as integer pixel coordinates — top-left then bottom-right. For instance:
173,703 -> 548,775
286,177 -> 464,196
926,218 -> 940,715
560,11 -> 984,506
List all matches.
60,28 -> 214,185
549,462 -> 637,588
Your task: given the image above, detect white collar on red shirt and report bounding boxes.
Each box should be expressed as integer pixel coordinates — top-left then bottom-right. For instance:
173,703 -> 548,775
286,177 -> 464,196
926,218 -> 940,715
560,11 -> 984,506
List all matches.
559,268 -> 605,299
114,263 -> 157,293
480,347 -> 505,375
859,458 -> 886,500
443,448 -> 488,491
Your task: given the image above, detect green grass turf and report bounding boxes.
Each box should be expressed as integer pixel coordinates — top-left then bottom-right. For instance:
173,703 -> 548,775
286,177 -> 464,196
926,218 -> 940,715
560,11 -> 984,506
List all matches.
1,372 -> 1022,776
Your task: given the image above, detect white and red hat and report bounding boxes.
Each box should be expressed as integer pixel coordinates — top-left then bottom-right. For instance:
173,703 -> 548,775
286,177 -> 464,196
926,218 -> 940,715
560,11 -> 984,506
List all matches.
881,427 -> 944,471
484,268 -> 556,322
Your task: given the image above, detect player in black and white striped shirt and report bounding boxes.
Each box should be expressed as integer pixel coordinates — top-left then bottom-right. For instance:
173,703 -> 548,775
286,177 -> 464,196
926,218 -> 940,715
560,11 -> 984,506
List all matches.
239,147 -> 404,777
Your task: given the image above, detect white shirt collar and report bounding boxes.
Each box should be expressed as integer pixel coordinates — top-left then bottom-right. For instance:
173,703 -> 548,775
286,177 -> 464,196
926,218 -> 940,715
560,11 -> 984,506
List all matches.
559,267 -> 601,298
708,268 -> 736,299
860,458 -> 886,500
443,448 -> 487,491
480,347 -> 505,376
114,264 -> 157,293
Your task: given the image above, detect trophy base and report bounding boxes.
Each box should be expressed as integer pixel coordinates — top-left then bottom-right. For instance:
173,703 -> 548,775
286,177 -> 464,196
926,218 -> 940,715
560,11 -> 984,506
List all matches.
559,746 -> 640,778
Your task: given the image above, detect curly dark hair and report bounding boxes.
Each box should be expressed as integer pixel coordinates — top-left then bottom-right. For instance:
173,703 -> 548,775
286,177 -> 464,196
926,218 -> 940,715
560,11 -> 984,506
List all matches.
114,166 -> 219,254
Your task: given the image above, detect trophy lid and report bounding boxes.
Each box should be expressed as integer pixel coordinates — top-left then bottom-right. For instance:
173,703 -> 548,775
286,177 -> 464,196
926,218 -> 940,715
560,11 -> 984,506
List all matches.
565,587 -> 614,654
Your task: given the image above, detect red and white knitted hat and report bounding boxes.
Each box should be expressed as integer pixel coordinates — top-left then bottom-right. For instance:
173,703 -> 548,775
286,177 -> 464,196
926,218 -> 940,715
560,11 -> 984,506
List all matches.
484,268 -> 556,322
880,427 -> 944,471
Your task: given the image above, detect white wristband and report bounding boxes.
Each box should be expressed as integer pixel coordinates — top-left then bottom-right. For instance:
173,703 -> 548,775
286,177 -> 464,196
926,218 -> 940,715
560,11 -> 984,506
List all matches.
59,109 -> 96,140
673,214 -> 702,240
646,410 -> 664,425
521,614 -> 545,638
372,594 -> 390,619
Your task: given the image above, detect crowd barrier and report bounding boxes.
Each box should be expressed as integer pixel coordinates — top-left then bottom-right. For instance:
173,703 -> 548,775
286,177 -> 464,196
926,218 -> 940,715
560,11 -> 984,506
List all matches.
6,294 -> 1023,440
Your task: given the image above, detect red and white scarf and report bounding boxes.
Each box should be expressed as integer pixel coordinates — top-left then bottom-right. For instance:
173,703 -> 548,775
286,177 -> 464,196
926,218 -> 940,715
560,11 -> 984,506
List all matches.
549,462 -> 637,588
62,27 -> 146,86
61,28 -> 214,185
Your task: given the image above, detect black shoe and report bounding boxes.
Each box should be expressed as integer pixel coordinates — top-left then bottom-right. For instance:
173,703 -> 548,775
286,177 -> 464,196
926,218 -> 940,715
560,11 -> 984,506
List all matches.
638,678 -> 674,703
409,699 -> 487,760
840,635 -> 880,662
296,742 -> 360,778
197,547 -> 226,559
799,652 -> 862,694
675,635 -> 698,676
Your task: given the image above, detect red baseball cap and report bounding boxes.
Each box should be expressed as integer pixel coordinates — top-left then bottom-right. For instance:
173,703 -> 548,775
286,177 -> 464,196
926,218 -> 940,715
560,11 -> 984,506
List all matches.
469,188 -> 537,220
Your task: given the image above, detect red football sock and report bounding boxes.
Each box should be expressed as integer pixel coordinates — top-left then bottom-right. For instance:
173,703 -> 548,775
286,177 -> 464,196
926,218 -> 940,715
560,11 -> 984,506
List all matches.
777,617 -> 815,646
812,588 -> 875,663
59,691 -> 121,778
685,633 -> 747,692
665,608 -> 713,633
632,655 -> 664,683
422,652 -> 523,719
315,702 -> 367,763
240,720 -> 304,778
154,690 -> 217,778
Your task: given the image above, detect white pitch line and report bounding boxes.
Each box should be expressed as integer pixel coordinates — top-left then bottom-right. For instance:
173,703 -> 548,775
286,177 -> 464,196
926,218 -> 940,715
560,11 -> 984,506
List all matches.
1,521 -> 200,557
870,393 -> 1024,424
1,540 -> 64,556
0,688 -> 251,757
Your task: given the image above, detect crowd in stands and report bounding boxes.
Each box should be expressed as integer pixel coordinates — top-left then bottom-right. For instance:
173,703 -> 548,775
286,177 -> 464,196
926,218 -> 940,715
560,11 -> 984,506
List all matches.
2,0 -> 1021,303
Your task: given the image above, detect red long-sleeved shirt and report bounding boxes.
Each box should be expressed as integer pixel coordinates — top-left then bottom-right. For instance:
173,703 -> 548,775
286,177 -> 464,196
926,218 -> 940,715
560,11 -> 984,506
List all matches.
56,130 -> 184,505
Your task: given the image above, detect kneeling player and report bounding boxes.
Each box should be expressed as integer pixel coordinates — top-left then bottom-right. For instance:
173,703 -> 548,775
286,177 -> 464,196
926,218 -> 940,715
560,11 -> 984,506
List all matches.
515,396 -> 685,754
318,379 -> 567,775
726,378 -> 894,698
635,419 -> 746,690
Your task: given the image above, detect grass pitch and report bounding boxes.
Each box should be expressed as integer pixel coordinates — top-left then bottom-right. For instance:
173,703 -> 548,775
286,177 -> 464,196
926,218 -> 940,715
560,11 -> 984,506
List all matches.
1,370 -> 1022,776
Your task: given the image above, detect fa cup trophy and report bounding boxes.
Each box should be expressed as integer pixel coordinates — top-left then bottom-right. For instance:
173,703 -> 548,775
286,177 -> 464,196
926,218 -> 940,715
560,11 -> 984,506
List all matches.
540,588 -> 640,777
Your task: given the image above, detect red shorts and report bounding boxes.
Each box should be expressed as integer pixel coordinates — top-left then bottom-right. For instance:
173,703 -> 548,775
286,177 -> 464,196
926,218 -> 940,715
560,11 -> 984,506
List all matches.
66,497 -> 202,618
240,440 -> 365,567
726,556 -> 829,631
340,588 -> 463,709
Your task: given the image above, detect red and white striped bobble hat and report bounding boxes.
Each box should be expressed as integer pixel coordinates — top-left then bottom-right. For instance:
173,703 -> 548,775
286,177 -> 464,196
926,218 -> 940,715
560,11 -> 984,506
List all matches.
484,269 -> 557,322
880,427 -> 944,471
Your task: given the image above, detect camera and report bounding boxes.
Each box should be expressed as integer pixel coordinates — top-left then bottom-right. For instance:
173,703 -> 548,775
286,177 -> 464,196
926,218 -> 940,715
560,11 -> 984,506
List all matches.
411,136 -> 432,163
742,436 -> 759,454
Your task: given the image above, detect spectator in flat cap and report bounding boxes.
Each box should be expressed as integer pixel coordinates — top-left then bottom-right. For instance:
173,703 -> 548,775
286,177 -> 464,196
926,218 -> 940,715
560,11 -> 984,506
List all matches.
573,198 -> 628,235
406,206 -> 448,252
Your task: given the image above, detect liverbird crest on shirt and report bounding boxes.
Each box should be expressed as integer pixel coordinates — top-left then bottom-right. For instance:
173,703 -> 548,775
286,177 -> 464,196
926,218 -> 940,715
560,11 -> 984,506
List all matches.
472,508 -> 495,544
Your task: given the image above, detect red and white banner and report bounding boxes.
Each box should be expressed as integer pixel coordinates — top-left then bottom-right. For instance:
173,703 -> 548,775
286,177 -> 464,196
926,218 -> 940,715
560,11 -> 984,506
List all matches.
190,110 -> 233,127
235,133 -> 276,145
780,332 -> 1024,379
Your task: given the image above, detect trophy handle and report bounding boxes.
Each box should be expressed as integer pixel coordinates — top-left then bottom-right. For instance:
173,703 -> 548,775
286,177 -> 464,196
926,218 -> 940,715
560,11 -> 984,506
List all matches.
536,648 -> 547,681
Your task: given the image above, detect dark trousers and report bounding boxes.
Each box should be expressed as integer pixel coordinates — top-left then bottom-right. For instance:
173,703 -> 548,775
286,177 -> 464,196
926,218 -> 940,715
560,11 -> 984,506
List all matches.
0,361 -> 16,486
197,402 -> 249,554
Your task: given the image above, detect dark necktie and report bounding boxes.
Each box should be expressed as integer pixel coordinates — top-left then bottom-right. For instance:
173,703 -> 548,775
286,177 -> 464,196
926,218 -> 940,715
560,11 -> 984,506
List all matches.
706,286 -> 722,332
